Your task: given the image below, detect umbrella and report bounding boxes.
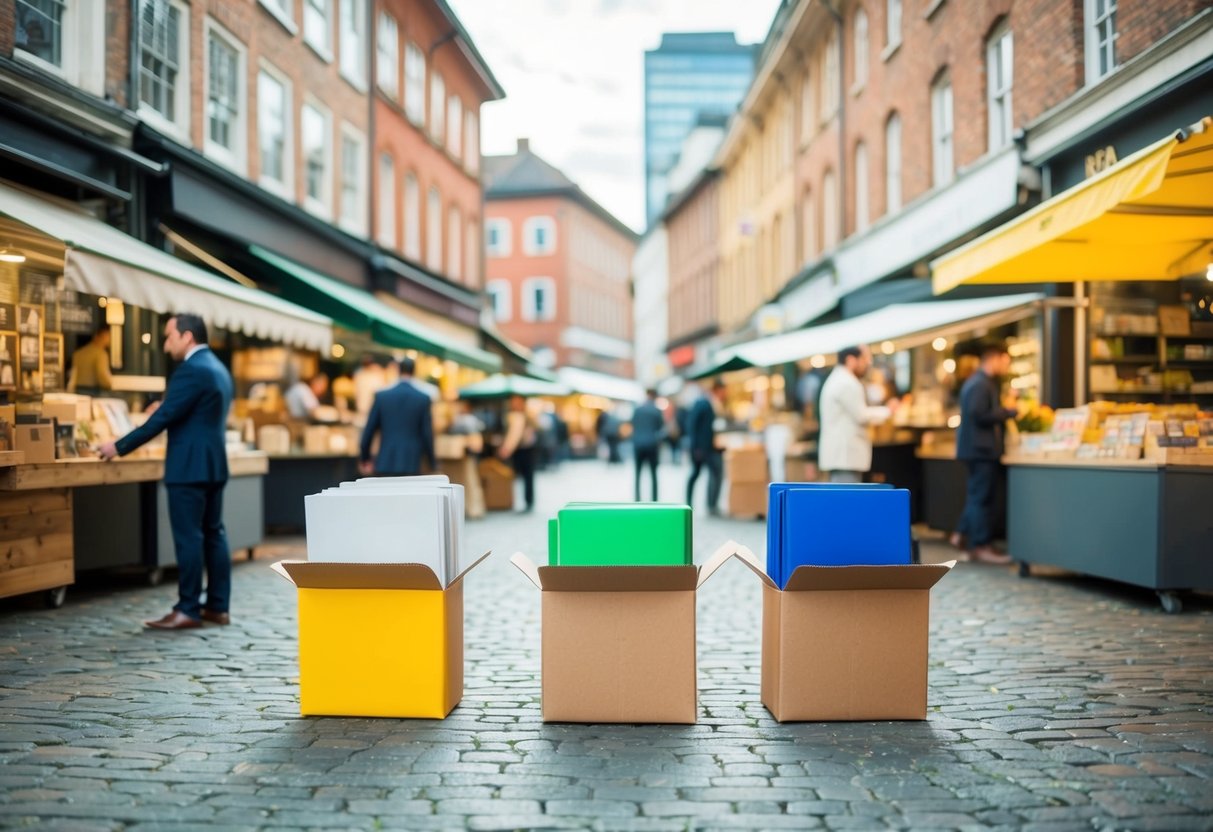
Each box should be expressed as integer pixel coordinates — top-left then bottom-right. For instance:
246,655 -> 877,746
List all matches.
458,373 -> 571,400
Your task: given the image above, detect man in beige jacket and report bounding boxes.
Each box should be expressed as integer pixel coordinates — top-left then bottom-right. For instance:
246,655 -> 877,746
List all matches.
817,345 -> 893,483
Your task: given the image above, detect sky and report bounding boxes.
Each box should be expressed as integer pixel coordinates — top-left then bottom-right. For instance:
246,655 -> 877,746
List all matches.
447,0 -> 783,233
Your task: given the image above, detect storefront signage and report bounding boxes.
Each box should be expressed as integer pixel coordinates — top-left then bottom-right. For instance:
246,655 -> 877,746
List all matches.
668,344 -> 696,368
1084,145 -> 1118,178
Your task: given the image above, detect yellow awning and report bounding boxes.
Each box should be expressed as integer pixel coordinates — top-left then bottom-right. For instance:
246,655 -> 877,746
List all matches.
932,117 -> 1213,294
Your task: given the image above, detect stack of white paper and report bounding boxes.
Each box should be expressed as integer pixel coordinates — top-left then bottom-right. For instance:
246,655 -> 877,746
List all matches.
303,474 -> 465,586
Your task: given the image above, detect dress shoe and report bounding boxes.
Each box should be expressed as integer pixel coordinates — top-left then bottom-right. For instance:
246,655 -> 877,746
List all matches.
969,546 -> 1012,565
200,609 -> 230,626
144,611 -> 203,630
948,531 -> 966,550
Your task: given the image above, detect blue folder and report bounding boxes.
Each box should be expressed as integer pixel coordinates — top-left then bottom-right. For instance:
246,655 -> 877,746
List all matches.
766,483 -> 892,588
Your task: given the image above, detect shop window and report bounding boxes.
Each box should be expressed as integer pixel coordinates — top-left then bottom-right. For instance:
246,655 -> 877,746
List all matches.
376,12 -> 398,99
404,42 -> 425,126
138,0 -> 189,136
303,0 -> 332,60
522,217 -> 557,256
339,125 -> 367,235
403,172 -> 420,259
302,101 -> 332,217
378,153 -> 396,248
885,112 -> 902,214
429,71 -> 446,144
986,21 -> 1013,152
257,64 -> 292,197
1085,0 -> 1117,84
487,280 -> 511,323
931,70 -> 954,187
485,218 -> 512,257
205,20 -> 247,174
426,186 -> 442,271
338,0 -> 366,89
522,277 -> 556,322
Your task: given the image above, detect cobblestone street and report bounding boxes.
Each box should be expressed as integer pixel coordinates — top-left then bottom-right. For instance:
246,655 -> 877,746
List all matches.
1,459 -> 1211,831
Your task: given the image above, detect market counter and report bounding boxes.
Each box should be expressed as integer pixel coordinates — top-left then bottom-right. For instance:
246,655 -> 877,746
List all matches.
263,452 -> 361,532
915,446 -> 1007,537
1005,456 -> 1213,612
0,452 -> 269,607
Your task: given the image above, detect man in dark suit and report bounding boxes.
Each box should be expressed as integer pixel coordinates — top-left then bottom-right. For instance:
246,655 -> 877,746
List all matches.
685,380 -> 726,516
359,356 -> 435,476
99,313 -> 234,630
631,389 -> 666,501
954,343 -> 1018,565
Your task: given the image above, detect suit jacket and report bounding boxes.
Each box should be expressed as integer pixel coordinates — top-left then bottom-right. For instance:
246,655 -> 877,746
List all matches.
630,401 -> 666,450
686,396 -> 718,454
360,381 -> 435,474
956,370 -> 1017,461
115,347 -> 233,484
817,366 -> 890,473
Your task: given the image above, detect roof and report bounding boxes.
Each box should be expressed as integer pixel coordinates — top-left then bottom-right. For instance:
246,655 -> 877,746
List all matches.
431,0 -> 506,101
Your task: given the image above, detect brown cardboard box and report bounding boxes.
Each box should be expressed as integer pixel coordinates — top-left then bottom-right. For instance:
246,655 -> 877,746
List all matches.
479,457 -> 514,511
14,423 -> 57,464
510,542 -> 737,724
727,481 -> 767,518
724,445 -> 768,483
41,401 -> 79,426
733,548 -> 953,722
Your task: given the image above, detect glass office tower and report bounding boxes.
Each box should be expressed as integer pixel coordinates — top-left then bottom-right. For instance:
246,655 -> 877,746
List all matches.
644,32 -> 756,226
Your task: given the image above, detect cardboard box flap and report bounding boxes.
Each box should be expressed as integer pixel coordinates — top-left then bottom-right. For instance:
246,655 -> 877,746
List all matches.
783,561 -> 955,592
510,552 -> 543,589
539,564 -> 696,592
447,550 -> 493,589
270,560 -> 443,590
731,545 -> 778,589
696,540 -> 743,588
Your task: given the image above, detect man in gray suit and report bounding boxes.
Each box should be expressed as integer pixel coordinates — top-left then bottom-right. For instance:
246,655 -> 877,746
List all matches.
631,389 -> 666,501
359,356 -> 435,476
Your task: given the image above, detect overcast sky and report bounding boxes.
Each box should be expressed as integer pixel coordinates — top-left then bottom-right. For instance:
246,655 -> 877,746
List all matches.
448,0 -> 782,233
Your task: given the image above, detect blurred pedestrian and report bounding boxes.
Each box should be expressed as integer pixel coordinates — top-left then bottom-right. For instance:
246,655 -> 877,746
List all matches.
631,389 -> 665,501
498,394 -> 538,512
953,343 -> 1017,564
67,327 -> 113,396
285,373 -> 329,421
359,356 -> 435,476
818,345 -> 892,483
686,380 -> 726,515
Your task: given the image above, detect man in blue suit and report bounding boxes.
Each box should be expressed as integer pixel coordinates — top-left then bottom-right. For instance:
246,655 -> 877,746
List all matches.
685,379 -> 726,516
359,356 -> 435,476
99,313 -> 235,630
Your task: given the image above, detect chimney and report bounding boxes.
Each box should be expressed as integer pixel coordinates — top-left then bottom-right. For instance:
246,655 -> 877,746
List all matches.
517,138 -> 530,154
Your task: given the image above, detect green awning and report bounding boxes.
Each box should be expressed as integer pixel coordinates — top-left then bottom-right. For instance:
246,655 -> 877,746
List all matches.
250,246 -> 501,373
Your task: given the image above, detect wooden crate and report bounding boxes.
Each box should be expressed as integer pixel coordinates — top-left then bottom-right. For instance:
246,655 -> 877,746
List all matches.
0,488 -> 74,600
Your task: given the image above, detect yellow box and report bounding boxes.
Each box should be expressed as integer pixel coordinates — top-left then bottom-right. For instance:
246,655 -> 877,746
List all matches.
272,554 -> 489,718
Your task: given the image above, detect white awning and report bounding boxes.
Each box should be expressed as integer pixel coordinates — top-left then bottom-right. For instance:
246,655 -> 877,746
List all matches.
0,182 -> 333,352
556,366 -> 646,403
717,293 -> 1045,370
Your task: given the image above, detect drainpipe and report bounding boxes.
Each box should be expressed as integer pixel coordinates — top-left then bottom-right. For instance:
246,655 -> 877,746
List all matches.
822,0 -> 846,257
128,0 -> 143,239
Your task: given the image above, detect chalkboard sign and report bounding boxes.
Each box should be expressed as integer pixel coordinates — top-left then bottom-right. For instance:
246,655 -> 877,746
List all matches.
42,334 -> 63,391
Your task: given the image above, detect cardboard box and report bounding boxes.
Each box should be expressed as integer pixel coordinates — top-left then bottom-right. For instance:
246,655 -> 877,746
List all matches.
510,542 -> 737,724
783,457 -> 818,483
725,446 -> 768,483
733,548 -> 953,722
271,552 -> 489,718
14,423 -> 56,464
727,481 -> 767,518
479,457 -> 514,511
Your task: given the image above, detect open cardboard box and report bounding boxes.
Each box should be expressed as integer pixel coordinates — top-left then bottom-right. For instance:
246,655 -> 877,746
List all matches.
732,546 -> 954,722
510,541 -> 738,724
272,551 -> 490,718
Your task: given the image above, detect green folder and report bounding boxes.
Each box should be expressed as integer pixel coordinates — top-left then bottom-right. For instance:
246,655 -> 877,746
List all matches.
550,503 -> 692,566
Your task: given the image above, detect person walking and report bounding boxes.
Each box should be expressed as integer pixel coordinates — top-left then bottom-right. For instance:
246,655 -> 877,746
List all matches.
953,343 -> 1017,564
99,313 -> 234,630
631,389 -> 665,501
686,380 -> 726,515
498,394 -> 538,512
818,345 -> 892,483
359,356 -> 435,476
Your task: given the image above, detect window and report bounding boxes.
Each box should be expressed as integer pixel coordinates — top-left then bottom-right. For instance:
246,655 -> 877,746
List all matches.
447,205 -> 462,281
404,42 -> 425,126
302,102 -> 331,215
886,0 -> 901,49
303,0 -> 331,58
854,141 -> 869,233
852,8 -> 869,90
376,12 -> 398,99
801,189 -> 816,263
822,170 -> 838,250
426,186 -> 442,271
339,0 -> 365,88
486,280 -> 512,323
466,219 -> 479,286
522,277 -> 556,322
1085,0 -> 1117,83
464,111 -> 480,174
404,173 -> 420,259
15,0 -> 104,93
16,0 -> 67,69
931,72 -> 954,187
522,217 -> 557,256
378,153 -> 396,247
885,112 -> 902,214
339,126 -> 367,234
258,65 -> 292,195
259,0 -> 294,31
446,96 -> 463,160
800,69 -> 815,141
986,23 -> 1013,152
821,30 -> 840,120
486,218 -> 512,257
429,71 -> 446,143
138,0 -> 188,133
205,22 -> 246,172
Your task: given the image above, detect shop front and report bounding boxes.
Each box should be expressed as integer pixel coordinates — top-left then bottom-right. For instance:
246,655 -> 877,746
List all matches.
0,180 -> 333,606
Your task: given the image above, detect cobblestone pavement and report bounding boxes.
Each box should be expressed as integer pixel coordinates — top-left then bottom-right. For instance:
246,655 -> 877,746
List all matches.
2,458 -> 1212,831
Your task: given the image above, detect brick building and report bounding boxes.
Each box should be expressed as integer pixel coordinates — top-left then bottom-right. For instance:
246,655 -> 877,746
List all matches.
484,140 -> 637,377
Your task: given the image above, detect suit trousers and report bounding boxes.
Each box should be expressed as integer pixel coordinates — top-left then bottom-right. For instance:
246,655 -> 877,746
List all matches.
634,445 -> 659,501
166,482 -> 231,619
957,459 -> 1000,548
511,445 -> 535,510
686,449 -> 723,510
